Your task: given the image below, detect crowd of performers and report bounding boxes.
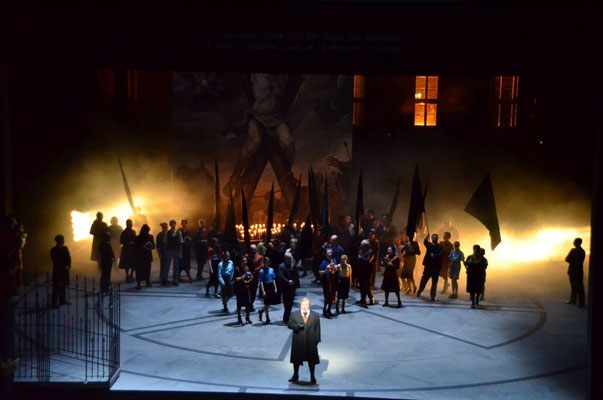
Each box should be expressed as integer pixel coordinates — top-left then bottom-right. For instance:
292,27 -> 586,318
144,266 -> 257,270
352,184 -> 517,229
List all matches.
73,208 -> 492,321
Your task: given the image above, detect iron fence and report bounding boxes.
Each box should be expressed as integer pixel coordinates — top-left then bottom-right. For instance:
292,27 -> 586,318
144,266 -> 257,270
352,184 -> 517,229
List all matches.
13,273 -> 120,386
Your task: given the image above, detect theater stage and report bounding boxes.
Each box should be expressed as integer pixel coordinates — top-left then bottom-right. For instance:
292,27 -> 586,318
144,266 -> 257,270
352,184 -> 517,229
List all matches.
108,261 -> 587,399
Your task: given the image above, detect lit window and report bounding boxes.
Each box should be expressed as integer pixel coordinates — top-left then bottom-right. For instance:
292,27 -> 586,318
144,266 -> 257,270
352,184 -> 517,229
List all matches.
353,75 -> 365,127
414,76 -> 438,126
496,76 -> 519,127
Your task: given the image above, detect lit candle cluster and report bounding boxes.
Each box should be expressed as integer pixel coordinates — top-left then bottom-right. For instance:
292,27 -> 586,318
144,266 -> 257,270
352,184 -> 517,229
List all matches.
235,222 -> 307,241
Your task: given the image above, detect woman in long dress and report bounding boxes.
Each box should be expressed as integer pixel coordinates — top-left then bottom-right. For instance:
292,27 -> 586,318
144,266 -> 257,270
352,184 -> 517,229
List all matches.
381,245 -> 402,307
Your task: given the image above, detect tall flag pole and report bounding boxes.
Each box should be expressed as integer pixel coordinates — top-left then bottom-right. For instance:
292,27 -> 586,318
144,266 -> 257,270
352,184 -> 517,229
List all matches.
464,173 -> 502,250
241,187 -> 251,253
387,179 -> 401,222
308,167 -> 320,229
405,165 -> 425,242
223,190 -> 237,245
214,160 -> 221,232
321,174 -> 329,235
266,182 -> 274,243
288,175 -> 302,223
421,178 -> 430,234
118,158 -> 136,215
297,213 -> 314,260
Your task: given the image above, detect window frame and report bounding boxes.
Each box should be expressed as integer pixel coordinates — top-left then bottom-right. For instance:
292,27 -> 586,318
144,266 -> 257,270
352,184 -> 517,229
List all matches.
414,75 -> 438,127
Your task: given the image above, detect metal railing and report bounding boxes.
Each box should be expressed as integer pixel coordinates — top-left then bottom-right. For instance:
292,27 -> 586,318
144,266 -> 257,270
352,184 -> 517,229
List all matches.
13,273 -> 120,386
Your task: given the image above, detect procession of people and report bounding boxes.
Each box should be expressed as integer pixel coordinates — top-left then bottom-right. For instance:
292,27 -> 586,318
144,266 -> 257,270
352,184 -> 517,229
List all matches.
36,204 -> 588,385
80,209 -> 493,315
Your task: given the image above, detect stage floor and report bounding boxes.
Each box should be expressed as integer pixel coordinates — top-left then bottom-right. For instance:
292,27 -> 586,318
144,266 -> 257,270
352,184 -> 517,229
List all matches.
108,260 -> 587,399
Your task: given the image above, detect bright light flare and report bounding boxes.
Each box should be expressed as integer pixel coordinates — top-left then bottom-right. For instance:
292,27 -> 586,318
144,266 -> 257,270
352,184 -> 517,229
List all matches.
71,200 -> 145,242
471,226 -> 591,268
71,211 -> 94,242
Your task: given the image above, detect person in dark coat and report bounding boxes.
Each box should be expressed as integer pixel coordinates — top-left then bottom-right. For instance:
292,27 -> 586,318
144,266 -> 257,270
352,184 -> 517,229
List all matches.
319,250 -> 338,317
357,239 -> 375,305
278,252 -> 298,323
287,297 -> 321,384
479,247 -> 488,301
417,233 -> 443,302
381,245 -> 402,308
134,224 -> 155,290
258,256 -> 278,325
156,222 -> 168,283
465,245 -> 487,308
108,217 -> 123,267
50,234 -> 71,307
119,219 -> 137,283
439,232 -> 454,294
205,237 -> 221,297
179,220 -> 194,283
368,229 -> 380,289
164,220 -> 183,286
233,256 -> 253,325
99,232 -> 115,292
194,219 -> 209,281
268,237 -> 287,305
286,239 -> 303,288
565,238 -> 586,308
336,216 -> 353,256
90,212 -> 108,269
360,208 -> 375,239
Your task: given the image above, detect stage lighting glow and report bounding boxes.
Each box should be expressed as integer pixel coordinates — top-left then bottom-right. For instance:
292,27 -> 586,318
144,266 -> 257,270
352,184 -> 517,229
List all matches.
71,200 -> 146,242
471,226 -> 590,267
71,211 -> 93,242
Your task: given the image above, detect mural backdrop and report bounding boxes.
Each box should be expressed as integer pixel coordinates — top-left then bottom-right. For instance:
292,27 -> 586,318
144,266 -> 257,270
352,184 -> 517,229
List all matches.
172,73 -> 354,225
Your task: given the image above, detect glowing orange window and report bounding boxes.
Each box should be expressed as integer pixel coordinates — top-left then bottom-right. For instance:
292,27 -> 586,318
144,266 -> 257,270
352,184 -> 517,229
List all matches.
414,76 -> 438,126
353,75 -> 366,127
496,76 -> 519,127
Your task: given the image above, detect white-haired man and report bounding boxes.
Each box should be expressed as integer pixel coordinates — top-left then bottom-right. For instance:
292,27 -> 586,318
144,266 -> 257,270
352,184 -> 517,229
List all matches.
287,297 -> 321,384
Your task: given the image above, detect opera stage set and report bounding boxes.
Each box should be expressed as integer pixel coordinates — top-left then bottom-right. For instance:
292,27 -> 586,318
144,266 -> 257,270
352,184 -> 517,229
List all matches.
2,3 -> 602,400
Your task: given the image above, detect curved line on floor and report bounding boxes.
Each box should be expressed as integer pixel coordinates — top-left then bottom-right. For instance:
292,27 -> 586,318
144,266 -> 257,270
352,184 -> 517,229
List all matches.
117,363 -> 586,393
